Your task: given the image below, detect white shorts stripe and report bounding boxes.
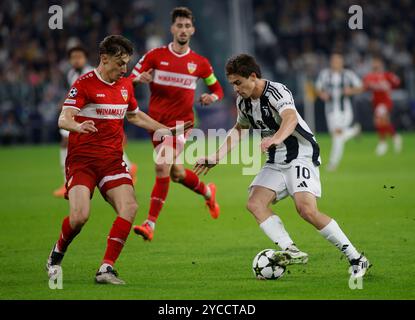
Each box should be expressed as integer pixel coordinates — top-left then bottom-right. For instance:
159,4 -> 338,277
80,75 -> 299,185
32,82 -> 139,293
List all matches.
98,173 -> 132,189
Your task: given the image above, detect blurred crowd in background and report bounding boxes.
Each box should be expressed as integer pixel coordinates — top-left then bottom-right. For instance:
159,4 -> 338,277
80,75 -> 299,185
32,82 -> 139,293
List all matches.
0,0 -> 414,145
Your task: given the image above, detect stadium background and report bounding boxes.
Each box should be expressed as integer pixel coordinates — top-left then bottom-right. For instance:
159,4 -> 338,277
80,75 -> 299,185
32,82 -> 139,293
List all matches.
0,0 -> 414,300
0,0 -> 414,144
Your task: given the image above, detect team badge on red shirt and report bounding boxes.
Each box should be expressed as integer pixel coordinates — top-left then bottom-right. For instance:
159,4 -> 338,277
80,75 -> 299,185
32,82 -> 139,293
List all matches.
121,89 -> 128,102
187,62 -> 197,74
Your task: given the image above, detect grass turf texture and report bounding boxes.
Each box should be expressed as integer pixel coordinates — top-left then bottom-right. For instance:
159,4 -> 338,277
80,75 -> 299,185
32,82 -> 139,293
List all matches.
0,133 -> 414,300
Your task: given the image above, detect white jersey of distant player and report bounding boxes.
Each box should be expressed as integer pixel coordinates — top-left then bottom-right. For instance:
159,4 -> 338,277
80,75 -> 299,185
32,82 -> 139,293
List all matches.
315,68 -> 361,132
67,65 -> 94,86
60,64 -> 94,138
236,80 -> 321,166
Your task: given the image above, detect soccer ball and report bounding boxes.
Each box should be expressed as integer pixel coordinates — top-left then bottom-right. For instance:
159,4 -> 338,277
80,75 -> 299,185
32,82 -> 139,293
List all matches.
252,249 -> 286,280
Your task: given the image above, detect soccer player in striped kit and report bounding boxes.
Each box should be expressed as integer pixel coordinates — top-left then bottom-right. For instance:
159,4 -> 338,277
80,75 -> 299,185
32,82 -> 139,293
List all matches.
195,54 -> 370,280
315,52 -> 363,171
130,7 -> 224,241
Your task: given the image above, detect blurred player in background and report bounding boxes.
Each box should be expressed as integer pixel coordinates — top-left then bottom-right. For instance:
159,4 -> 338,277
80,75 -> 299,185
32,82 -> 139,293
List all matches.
315,53 -> 363,171
53,46 -> 137,198
130,7 -> 224,241
363,56 -> 402,156
46,35 -> 189,284
195,54 -> 370,280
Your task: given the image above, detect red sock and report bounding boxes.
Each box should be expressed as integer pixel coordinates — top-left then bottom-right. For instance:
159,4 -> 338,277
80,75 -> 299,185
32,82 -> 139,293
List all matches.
148,176 -> 170,223
387,123 -> 396,136
56,216 -> 81,253
376,124 -> 388,139
102,216 -> 132,266
180,169 -> 208,196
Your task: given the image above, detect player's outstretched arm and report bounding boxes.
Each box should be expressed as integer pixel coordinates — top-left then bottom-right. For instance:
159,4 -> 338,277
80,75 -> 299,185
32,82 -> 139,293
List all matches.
58,108 -> 98,134
194,122 -> 248,176
126,110 -> 192,136
261,109 -> 298,153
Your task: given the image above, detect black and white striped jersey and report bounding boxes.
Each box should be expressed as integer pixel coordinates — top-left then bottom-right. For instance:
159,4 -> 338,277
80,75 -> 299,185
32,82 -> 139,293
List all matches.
315,68 -> 361,114
236,80 -> 321,166
67,65 -> 93,87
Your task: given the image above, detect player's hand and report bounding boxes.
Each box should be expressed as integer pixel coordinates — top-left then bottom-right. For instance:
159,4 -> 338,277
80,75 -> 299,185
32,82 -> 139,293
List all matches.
199,93 -> 217,106
135,68 -> 153,84
75,120 -> 98,134
343,87 -> 354,96
168,121 -> 193,136
193,156 -> 218,176
261,137 -> 278,153
319,91 -> 330,102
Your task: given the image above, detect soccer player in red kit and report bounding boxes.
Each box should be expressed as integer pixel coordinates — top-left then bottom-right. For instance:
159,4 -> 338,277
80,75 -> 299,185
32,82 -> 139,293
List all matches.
46,35 -> 189,285
364,56 -> 402,156
130,7 -> 224,241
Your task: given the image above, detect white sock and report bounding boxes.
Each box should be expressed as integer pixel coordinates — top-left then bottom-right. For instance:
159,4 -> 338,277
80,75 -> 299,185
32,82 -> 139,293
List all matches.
259,215 -> 294,250
98,263 -> 113,273
123,152 -> 132,170
329,135 -> 344,168
146,220 -> 155,230
204,185 -> 212,200
319,219 -> 360,261
60,147 -> 67,182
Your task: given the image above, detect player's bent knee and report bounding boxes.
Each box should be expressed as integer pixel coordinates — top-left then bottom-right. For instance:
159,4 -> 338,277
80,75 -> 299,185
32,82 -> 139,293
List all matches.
170,169 -> 185,183
246,199 -> 266,215
70,209 -> 89,228
155,164 -> 170,177
297,204 -> 317,222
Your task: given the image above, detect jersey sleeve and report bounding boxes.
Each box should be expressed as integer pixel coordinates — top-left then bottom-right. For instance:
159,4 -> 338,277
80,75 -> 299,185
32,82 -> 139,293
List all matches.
127,81 -> 139,114
386,72 -> 401,88
347,70 -> 362,88
268,84 -> 297,114
315,70 -> 327,91
130,49 -> 155,79
236,97 -> 250,127
62,80 -> 88,111
200,58 -> 224,101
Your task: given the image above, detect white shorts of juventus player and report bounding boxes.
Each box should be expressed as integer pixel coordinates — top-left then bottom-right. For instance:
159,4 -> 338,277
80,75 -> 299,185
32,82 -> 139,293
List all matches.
249,157 -> 321,203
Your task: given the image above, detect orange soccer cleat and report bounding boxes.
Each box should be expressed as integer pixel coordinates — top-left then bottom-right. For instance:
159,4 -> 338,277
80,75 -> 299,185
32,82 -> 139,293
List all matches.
205,183 -> 220,219
53,184 -> 67,198
129,163 -> 138,185
133,222 -> 154,241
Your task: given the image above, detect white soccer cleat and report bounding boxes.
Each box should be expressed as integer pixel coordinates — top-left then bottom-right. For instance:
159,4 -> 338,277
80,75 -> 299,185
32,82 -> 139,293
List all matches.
393,134 -> 402,153
349,254 -> 371,279
375,141 -> 388,156
95,265 -> 125,285
46,244 -> 64,280
271,245 -> 309,266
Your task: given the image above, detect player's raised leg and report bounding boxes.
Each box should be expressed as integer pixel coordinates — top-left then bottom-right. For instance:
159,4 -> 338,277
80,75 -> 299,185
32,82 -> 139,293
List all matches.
293,191 -> 370,278
46,185 -> 91,279
246,186 -> 308,265
171,163 -> 219,219
96,184 -> 137,285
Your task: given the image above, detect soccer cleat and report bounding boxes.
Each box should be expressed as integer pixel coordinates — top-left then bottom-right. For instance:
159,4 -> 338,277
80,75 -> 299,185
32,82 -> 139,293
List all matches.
349,254 -> 371,278
133,222 -> 154,241
53,185 -> 67,198
95,265 -> 125,285
46,244 -> 64,279
375,141 -> 388,156
129,163 -> 138,185
271,245 -> 309,266
205,183 -> 220,219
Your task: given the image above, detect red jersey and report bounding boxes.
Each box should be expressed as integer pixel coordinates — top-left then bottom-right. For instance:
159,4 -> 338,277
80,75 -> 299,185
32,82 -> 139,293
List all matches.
62,69 -> 139,160
130,43 -> 223,127
363,72 -> 400,109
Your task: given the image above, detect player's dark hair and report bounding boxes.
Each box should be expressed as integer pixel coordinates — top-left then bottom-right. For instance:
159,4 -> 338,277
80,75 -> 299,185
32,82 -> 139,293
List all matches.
171,7 -> 195,24
67,46 -> 88,59
225,54 -> 262,78
99,35 -> 133,57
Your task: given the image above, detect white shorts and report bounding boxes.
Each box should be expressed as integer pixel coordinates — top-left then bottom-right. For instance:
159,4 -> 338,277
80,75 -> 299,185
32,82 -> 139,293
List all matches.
326,109 -> 353,132
248,158 -> 322,203
60,129 -> 70,138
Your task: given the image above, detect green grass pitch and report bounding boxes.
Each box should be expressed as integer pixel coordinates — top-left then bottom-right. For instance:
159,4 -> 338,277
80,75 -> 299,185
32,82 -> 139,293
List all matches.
0,133 -> 414,299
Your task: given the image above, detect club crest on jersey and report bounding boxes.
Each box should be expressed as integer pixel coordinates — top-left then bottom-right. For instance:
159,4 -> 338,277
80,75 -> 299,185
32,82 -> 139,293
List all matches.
187,62 -> 197,74
121,89 -> 128,102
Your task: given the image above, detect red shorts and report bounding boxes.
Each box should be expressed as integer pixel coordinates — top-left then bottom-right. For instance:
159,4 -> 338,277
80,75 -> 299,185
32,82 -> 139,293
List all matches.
64,156 -> 133,200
